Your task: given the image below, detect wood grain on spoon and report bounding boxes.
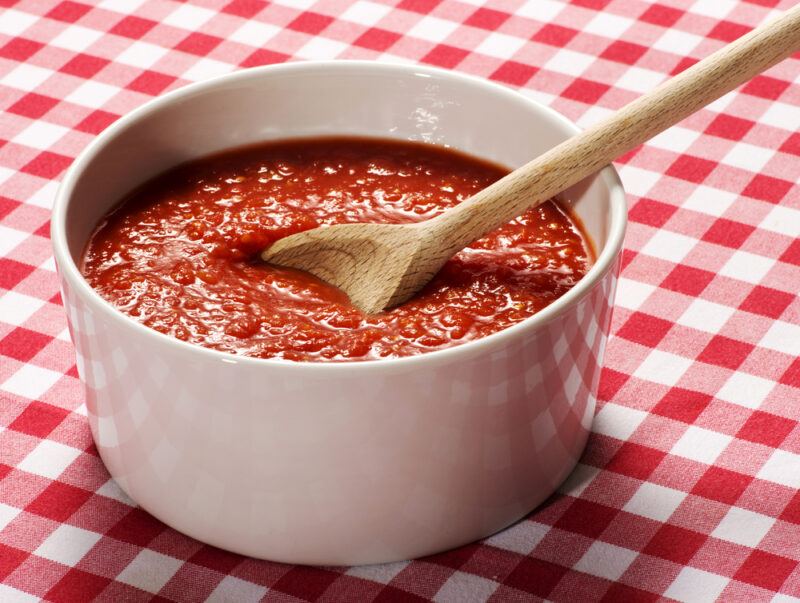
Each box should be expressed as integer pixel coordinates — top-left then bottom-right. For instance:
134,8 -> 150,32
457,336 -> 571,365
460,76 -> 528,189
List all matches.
263,4 -> 800,314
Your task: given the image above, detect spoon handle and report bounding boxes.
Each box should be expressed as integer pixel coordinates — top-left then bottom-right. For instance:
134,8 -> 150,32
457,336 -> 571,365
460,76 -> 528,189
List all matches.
428,3 -> 800,252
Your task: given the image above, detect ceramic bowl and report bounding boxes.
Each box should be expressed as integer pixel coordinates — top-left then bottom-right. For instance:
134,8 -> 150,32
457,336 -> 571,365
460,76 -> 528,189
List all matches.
52,61 -> 626,565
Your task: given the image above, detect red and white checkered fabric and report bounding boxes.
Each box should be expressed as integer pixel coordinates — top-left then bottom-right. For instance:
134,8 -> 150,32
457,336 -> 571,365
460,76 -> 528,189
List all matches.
1,0 -> 799,600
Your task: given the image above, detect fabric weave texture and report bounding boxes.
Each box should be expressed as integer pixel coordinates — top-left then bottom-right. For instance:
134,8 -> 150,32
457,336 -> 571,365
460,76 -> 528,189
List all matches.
0,0 -> 799,600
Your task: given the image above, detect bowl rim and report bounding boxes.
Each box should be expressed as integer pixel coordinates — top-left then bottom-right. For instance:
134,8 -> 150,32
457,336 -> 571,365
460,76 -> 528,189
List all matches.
52,60 -> 627,372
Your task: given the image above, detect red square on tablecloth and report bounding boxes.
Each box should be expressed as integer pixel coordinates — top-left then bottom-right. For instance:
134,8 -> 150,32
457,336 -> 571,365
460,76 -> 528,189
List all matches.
660,265 -> 716,297
640,4 -> 683,27
691,467 -> 752,504
643,524 -> 706,564
739,286 -> 794,319
8,402 -> 69,438
652,388 -> 712,424
734,550 -> 796,591
26,482 -> 93,522
736,411 -> 795,447
45,569 -> 112,603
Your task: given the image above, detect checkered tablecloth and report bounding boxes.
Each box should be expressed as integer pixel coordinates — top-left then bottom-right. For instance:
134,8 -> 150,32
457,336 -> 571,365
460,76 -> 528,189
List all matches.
1,0 -> 799,600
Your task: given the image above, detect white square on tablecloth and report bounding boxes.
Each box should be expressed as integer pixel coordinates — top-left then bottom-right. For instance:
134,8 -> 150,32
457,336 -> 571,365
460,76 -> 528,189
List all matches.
98,0 -> 147,11
407,16 -> 459,43
574,542 -> 637,581
758,320 -> 800,357
583,12 -> 632,38
690,0 -> 736,19
484,520 -> 549,555
618,165 -> 661,197
39,256 -> 56,273
707,91 -> 737,113
18,440 -> 81,479
711,506 -> 775,547
0,502 -> 20,532
516,0 -> 564,22
559,463 -> 600,498
576,106 -> 615,129
97,479 -> 135,505
116,550 -> 183,593
760,102 -> 800,130
665,567 -> 729,603
593,403 -> 647,440
434,571 -> 499,602
640,230 -> 697,264
50,25 -> 103,52
0,226 -> 24,257
1,364 -> 62,399
682,185 -> 737,217
183,58 -> 232,82
544,49 -> 595,77
0,9 -> 37,36
652,29 -> 703,54
346,560 -> 409,583
633,350 -> 692,386
1,65 -> 52,92
722,142 -> 774,173
718,250 -> 774,285
274,0 -> 316,8
206,576 -> 267,603
340,1 -> 392,26
0,291 -> 45,326
229,21 -> 280,46
671,426 -> 732,464
616,67 -> 665,94
13,122 -> 69,151
35,524 -> 102,566
66,81 -> 120,108
716,372 -> 775,409
623,482 -> 687,522
757,449 -> 800,488
759,205 -> 800,237
475,32 -> 526,59
0,167 -> 14,188
520,87 -> 557,107
295,37 -> 348,60
28,181 -> 60,210
376,54 -> 414,65
676,298 -> 735,333
648,126 -> 701,154
0,585 -> 39,603
116,41 -> 168,69
163,4 -> 215,29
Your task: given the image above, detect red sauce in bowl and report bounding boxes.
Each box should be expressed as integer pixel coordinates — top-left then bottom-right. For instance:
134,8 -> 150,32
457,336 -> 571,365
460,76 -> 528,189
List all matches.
82,138 -> 593,361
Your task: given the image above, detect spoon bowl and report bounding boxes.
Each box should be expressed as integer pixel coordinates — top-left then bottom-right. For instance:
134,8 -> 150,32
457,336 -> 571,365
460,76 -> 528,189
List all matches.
263,222 -> 427,314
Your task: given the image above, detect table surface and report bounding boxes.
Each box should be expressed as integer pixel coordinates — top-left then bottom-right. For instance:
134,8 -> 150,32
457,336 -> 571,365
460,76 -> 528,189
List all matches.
1,0 -> 799,601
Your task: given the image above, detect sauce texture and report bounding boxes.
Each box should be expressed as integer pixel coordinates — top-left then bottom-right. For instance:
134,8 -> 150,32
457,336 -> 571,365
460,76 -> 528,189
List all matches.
82,138 -> 592,361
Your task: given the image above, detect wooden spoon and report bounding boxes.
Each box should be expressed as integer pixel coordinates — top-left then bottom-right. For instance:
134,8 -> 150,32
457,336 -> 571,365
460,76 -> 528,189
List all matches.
263,5 -> 800,314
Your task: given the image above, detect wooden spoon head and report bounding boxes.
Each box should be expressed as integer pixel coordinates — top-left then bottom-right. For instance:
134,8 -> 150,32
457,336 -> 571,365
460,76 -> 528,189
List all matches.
261,222 -> 439,314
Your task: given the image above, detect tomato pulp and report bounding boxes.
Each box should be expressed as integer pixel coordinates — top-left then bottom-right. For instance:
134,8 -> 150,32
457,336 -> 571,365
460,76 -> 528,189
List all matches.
82,138 -> 593,361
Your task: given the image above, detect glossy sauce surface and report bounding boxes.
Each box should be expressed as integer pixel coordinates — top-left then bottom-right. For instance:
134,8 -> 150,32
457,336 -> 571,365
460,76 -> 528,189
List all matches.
83,138 -> 592,361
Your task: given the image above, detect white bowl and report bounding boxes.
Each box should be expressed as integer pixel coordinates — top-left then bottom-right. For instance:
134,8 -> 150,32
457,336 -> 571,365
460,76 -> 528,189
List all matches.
52,61 -> 626,565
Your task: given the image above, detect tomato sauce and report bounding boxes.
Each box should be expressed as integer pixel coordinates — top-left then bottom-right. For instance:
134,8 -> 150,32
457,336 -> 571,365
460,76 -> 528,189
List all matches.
82,138 -> 593,361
